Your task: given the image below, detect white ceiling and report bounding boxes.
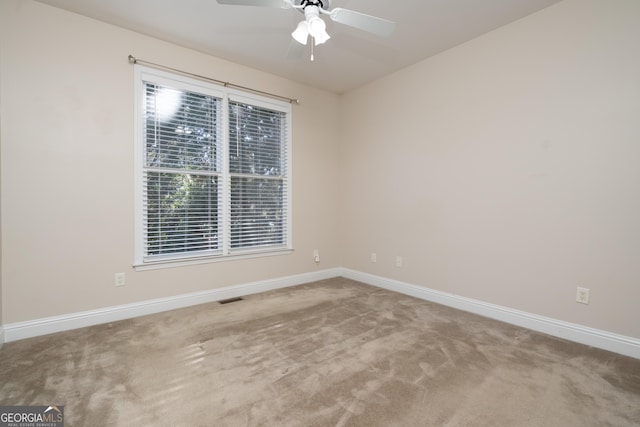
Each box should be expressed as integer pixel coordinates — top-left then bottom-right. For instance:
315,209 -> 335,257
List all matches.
34,0 -> 562,94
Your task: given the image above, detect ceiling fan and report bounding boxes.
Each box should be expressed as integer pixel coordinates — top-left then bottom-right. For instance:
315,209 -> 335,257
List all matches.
216,0 -> 396,60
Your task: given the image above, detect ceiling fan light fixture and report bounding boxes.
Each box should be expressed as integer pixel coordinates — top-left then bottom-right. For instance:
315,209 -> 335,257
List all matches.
312,30 -> 330,45
291,20 -> 309,45
308,16 -> 330,45
300,5 -> 330,46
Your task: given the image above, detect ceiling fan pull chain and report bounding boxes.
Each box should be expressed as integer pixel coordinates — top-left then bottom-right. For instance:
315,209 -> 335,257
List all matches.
311,38 -> 315,61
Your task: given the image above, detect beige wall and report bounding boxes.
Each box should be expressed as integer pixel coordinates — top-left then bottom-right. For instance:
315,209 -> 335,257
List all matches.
0,6 -> 3,343
339,0 -> 640,338
2,0 -> 639,342
0,0 -> 341,324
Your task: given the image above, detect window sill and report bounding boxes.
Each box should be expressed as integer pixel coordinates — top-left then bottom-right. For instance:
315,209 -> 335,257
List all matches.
133,248 -> 294,271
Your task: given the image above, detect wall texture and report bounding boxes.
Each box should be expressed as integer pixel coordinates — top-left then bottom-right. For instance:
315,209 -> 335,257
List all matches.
339,0 -> 640,339
0,0 -> 341,324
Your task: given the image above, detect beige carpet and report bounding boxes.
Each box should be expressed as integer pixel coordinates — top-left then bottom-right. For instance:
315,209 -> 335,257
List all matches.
1,278 -> 639,426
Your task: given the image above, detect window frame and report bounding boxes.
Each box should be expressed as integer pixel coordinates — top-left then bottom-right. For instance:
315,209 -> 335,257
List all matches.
134,65 -> 292,270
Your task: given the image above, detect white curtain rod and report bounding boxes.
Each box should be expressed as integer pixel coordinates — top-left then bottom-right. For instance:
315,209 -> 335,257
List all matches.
128,55 -> 300,105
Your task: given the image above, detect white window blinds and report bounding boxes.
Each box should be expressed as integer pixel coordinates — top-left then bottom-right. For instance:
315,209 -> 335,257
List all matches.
142,83 -> 222,260
229,101 -> 288,250
135,67 -> 292,267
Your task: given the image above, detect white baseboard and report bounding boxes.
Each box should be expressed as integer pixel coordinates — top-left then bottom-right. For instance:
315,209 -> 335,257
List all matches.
3,268 -> 342,343
340,268 -> 640,360
4,267 -> 639,360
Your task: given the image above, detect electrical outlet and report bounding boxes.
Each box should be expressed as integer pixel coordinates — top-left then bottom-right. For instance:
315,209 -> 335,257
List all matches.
395,256 -> 403,268
313,249 -> 320,263
371,253 -> 377,263
115,272 -> 125,287
576,287 -> 590,305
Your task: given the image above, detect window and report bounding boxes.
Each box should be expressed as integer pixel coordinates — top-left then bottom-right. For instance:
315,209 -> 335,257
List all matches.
134,66 -> 292,269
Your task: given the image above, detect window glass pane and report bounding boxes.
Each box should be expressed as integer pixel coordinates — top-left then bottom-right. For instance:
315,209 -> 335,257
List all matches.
144,171 -> 219,256
230,176 -> 284,249
145,83 -> 219,172
229,102 -> 284,176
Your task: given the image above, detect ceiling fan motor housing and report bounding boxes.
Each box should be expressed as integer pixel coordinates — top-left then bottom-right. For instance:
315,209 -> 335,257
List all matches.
294,0 -> 330,11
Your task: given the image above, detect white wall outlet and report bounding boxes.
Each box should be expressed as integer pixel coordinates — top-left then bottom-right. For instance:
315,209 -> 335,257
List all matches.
313,249 -> 320,263
576,287 -> 590,304
115,272 -> 125,287
371,253 -> 377,263
395,256 -> 403,268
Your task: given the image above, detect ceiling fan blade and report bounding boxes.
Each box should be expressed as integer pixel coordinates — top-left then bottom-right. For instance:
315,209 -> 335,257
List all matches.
287,39 -> 305,60
216,0 -> 289,8
329,8 -> 396,37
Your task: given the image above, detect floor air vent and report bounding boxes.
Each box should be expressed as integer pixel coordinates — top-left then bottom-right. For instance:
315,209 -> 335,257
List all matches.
218,297 -> 244,305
